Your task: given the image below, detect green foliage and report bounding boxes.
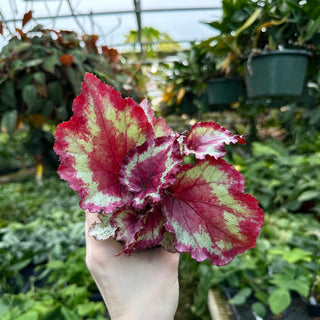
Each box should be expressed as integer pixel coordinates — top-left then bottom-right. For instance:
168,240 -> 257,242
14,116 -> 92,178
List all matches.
277,100 -> 320,148
232,138 -> 320,214
0,175 -> 107,319
0,249 -> 106,319
0,25 -> 144,123
206,0 -> 320,54
210,211 -> 320,316
0,175 -> 81,225
0,175 -> 84,293
0,23 -> 147,169
125,26 -> 182,58
161,43 -> 216,115
0,130 -> 33,173
177,254 -> 212,320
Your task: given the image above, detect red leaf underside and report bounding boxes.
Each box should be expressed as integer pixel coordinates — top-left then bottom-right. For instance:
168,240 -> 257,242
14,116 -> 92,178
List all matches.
162,157 -> 264,265
54,73 -> 155,213
184,121 -> 245,159
111,205 -> 165,254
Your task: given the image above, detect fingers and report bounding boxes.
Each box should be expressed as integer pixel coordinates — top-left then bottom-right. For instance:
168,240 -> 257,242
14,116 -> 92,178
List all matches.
85,209 -> 101,234
85,209 -> 123,257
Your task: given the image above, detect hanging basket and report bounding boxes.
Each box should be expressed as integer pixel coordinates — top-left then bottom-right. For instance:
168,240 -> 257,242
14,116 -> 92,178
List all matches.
207,78 -> 243,105
244,49 -> 311,99
177,92 -> 208,114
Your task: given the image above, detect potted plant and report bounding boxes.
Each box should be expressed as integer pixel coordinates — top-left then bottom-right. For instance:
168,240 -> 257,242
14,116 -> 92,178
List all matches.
161,43 -> 215,114
198,0 -> 262,107
307,274 -> 320,319
204,0 -> 320,100
242,0 -> 320,98
0,13 -> 146,172
200,46 -> 244,107
205,55 -> 244,108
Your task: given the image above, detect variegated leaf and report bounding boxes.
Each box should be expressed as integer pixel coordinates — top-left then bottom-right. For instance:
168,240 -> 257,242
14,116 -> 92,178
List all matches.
139,99 -> 175,137
54,73 -> 155,213
111,205 -> 165,254
162,157 -> 264,265
183,122 -> 245,159
119,136 -> 183,209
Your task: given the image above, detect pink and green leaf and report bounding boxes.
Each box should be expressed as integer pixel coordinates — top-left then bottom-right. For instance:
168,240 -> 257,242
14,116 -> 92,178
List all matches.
119,136 -> 183,209
139,99 -> 175,137
54,72 -> 264,263
183,122 -> 245,159
162,157 -> 264,265
54,73 -> 155,213
111,205 -> 165,254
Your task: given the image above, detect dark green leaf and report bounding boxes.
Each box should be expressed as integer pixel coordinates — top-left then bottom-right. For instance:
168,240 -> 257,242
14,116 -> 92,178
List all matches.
66,68 -> 81,94
42,100 -> 54,118
22,84 -> 41,113
57,105 -> 68,120
47,81 -> 63,105
23,59 -> 43,68
1,110 -> 17,136
42,55 -> 59,74
0,80 -> 16,108
33,72 -> 46,85
8,258 -> 32,272
229,287 -> 252,305
252,302 -> 266,319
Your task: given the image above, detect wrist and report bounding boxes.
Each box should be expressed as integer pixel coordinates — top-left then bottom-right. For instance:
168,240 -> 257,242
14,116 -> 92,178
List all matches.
112,309 -> 175,320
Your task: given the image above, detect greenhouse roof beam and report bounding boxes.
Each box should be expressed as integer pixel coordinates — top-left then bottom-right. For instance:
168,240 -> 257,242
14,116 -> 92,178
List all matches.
3,6 -> 221,23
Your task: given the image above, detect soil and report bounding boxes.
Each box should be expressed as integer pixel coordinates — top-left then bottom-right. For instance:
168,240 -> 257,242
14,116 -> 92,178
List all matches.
232,298 -> 312,320
223,286 -> 313,320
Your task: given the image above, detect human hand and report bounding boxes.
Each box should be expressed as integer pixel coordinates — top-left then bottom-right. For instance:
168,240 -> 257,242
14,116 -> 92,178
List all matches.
85,210 -> 180,320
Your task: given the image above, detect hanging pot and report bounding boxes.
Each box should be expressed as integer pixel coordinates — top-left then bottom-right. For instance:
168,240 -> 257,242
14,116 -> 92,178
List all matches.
178,92 -> 208,114
244,49 -> 311,99
207,78 -> 243,106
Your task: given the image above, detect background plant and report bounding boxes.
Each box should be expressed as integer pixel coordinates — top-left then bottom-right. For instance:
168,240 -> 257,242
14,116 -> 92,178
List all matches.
231,138 -> 320,215
210,211 -> 320,317
0,13 -> 147,170
161,43 -> 216,114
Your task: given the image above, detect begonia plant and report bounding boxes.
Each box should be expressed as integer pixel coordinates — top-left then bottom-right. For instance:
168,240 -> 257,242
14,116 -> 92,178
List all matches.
54,73 -> 264,265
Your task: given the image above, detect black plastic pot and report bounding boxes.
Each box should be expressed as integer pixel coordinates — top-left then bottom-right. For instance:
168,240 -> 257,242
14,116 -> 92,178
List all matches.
207,78 -> 242,105
244,49 -> 311,99
306,302 -> 320,318
178,92 -> 207,114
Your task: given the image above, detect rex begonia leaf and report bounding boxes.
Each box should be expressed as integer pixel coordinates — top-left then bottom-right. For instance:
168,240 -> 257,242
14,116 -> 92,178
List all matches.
111,205 -> 165,254
54,73 -> 155,213
183,121 -> 245,159
162,157 -> 264,265
139,99 -> 175,137
119,136 -> 183,209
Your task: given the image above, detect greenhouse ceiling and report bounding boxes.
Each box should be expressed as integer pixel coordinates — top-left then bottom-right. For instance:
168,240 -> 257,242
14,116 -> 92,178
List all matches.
0,0 -> 222,51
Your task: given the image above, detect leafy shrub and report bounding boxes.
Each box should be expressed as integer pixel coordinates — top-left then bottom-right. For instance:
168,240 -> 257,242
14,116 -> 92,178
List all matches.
210,211 -> 320,317
232,138 -> 320,214
0,130 -> 33,173
0,20 -> 147,169
0,175 -> 84,293
0,249 -> 106,320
